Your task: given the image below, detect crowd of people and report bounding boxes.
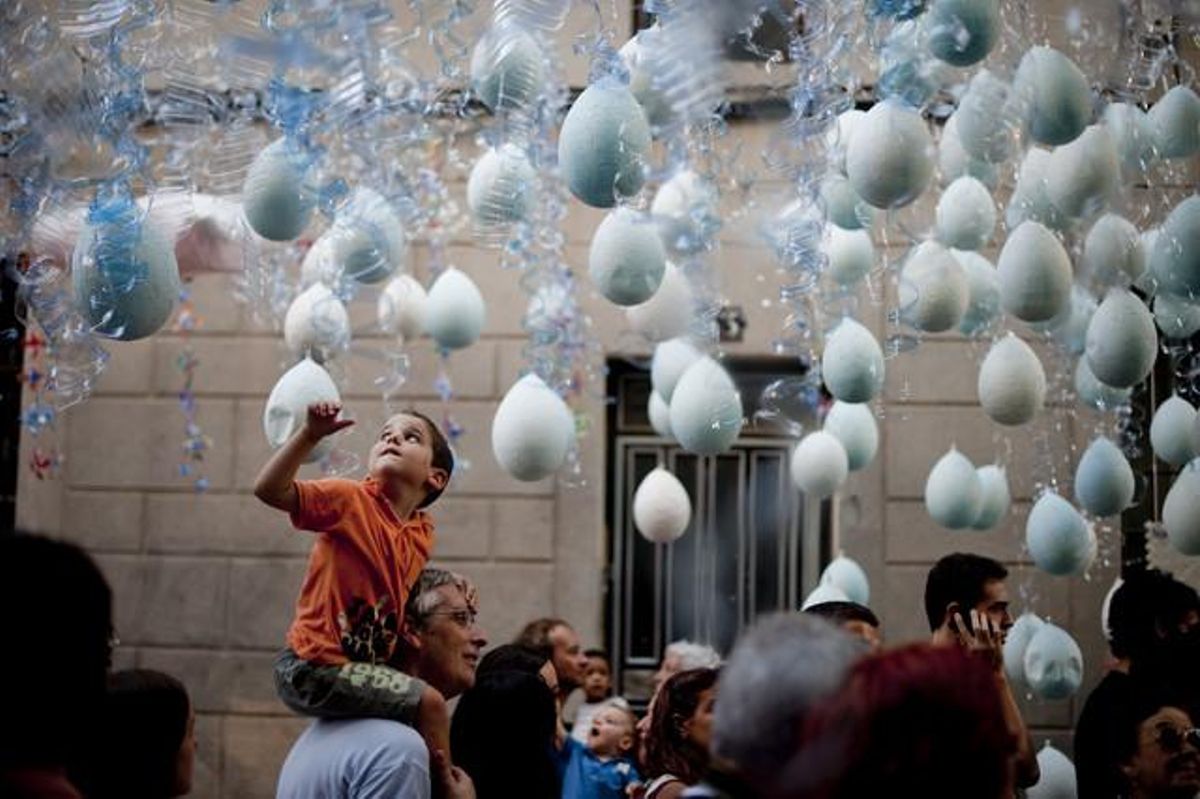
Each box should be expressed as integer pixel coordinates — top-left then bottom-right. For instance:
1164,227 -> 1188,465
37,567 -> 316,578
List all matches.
2,404 -> 1198,798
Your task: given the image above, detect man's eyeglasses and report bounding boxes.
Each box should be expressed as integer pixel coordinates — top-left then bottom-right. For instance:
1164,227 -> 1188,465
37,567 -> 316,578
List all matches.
1156,725 -> 1200,753
425,608 -> 478,629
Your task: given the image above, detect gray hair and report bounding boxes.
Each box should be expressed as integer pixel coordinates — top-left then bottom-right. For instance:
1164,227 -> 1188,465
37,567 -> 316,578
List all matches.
404,567 -> 476,628
712,612 -> 863,782
664,640 -> 722,670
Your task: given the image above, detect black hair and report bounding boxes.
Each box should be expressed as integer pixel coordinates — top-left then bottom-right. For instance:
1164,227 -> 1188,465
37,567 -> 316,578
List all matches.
924,553 -> 1008,632
78,670 -> 193,799
478,644 -> 549,677
400,409 -> 454,508
1109,569 -> 1200,661
1106,679 -> 1198,792
643,668 -> 720,786
804,601 -> 880,628
0,533 -> 112,770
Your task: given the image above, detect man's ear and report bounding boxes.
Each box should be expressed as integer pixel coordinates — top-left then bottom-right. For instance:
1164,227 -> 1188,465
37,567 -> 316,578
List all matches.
944,601 -> 962,628
401,625 -> 422,653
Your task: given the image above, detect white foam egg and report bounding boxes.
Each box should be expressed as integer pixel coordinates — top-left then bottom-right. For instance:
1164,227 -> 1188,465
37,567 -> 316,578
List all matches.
626,262 -> 694,342
823,401 -> 878,472
491,374 -> 573,481
651,170 -> 718,255
978,333 -> 1046,426
1163,461 -> 1200,555
954,250 -> 1000,336
651,338 -> 703,402
283,283 -> 350,360
589,208 -> 666,306
996,221 -> 1072,323
299,234 -> 340,288
1026,492 -> 1095,577
822,225 -> 875,287
822,318 -> 885,403
825,109 -> 867,174
619,26 -> 674,131
242,138 -> 315,242
790,431 -> 849,498
470,23 -> 545,113
1002,612 -> 1045,686
263,357 -> 340,463
1033,285 -> 1097,356
329,187 -> 405,285
846,100 -> 934,209
1148,195 -> 1200,299
1154,293 -> 1200,339
633,467 -> 692,543
1074,436 -> 1135,517
648,391 -> 674,440
1006,147 -> 1067,232
926,0 -> 1000,66
1074,357 -> 1131,411
1084,287 -> 1157,389
1045,124 -> 1120,220
820,555 -> 870,606
1025,743 -> 1077,799
1013,46 -> 1092,147
71,219 -> 180,341
1082,214 -> 1145,287
939,114 -> 999,189
1151,396 -> 1197,467
558,79 -> 651,208
820,174 -> 876,230
467,144 -> 536,226
936,176 -> 996,251
1023,622 -> 1084,700
377,274 -> 428,342
1148,84 -> 1200,159
1138,228 -> 1162,297
425,268 -> 486,351
924,447 -> 983,529
1104,102 -> 1157,172
971,464 -> 1010,530
1101,576 -> 1123,641
954,70 -> 1015,163
801,583 -> 849,611
669,356 -> 744,455
899,240 -> 969,333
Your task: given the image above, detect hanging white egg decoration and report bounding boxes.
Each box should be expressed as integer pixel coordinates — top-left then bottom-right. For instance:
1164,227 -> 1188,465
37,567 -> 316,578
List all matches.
977,333 -> 1046,427
491,374 -> 574,481
377,274 -> 428,342
651,338 -> 703,403
1002,612 -> 1045,686
1023,622 -> 1085,700
588,208 -> 667,306
996,221 -> 1072,323
790,431 -> 850,498
633,467 -> 692,543
1150,396 -> 1197,467
820,555 -> 870,606
262,357 -> 341,464
1026,492 -> 1096,577
1074,436 -> 1135,518
899,240 -> 969,333
1148,85 -> 1200,160
822,318 -> 885,403
936,176 -> 996,252
558,78 -> 651,208
1084,287 -> 1158,389
425,268 -> 486,351
1012,46 -> 1092,147
846,100 -> 935,210
283,283 -> 350,361
924,447 -> 983,530
1163,461 -> 1200,556
822,401 -> 878,472
467,144 -> 537,226
668,356 -> 744,456
242,138 -> 316,242
971,464 -> 1010,530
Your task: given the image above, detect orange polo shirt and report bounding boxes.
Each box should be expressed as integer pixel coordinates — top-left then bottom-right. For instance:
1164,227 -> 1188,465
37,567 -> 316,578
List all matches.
286,478 -> 435,665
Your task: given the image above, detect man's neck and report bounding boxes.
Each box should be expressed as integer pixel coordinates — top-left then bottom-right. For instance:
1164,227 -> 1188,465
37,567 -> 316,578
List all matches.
930,627 -> 956,647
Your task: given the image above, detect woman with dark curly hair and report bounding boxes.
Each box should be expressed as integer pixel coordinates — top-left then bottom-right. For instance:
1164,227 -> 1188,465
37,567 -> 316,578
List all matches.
640,667 -> 719,799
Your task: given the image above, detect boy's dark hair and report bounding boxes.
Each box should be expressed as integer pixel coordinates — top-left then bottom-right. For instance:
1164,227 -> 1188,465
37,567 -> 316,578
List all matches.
924,553 -> 1008,632
584,648 -> 609,662
1108,568 -> 1200,661
804,600 -> 880,628
402,409 -> 454,508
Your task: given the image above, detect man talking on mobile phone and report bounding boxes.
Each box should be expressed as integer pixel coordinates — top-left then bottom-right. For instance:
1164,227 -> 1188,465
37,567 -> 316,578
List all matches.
925,553 -> 1040,791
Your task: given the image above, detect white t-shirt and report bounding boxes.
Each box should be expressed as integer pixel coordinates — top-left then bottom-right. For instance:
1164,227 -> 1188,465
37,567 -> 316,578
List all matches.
276,719 -> 430,799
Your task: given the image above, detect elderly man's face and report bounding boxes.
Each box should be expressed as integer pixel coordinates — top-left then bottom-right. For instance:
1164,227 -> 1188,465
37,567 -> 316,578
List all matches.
414,584 -> 487,698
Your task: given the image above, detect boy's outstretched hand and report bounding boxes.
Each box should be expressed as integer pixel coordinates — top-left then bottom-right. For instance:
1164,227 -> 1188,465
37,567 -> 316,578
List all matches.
302,401 -> 355,441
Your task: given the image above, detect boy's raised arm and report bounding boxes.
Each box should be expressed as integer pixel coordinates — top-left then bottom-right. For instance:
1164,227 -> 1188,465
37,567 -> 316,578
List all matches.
253,401 -> 354,513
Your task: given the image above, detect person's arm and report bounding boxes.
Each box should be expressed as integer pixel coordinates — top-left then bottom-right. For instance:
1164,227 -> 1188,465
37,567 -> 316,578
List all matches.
415,685 -> 452,776
253,402 -> 353,513
953,611 -> 1040,789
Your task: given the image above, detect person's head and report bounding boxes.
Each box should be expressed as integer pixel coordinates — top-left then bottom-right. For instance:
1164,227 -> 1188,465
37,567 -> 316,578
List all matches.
80,670 -> 195,799
583,649 -> 613,703
513,618 -> 587,693
642,667 -> 719,785
477,644 -> 559,696
400,568 -> 486,698
1112,685 -> 1200,799
0,533 -> 112,771
653,640 -> 722,691
924,553 -> 1012,640
712,613 -> 862,788
783,644 -> 1015,799
1109,569 -> 1200,668
803,601 -> 882,652
587,704 -> 638,760
368,410 -> 453,508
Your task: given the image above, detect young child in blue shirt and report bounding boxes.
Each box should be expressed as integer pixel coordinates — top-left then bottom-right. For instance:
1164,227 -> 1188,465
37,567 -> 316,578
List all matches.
558,703 -> 641,799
